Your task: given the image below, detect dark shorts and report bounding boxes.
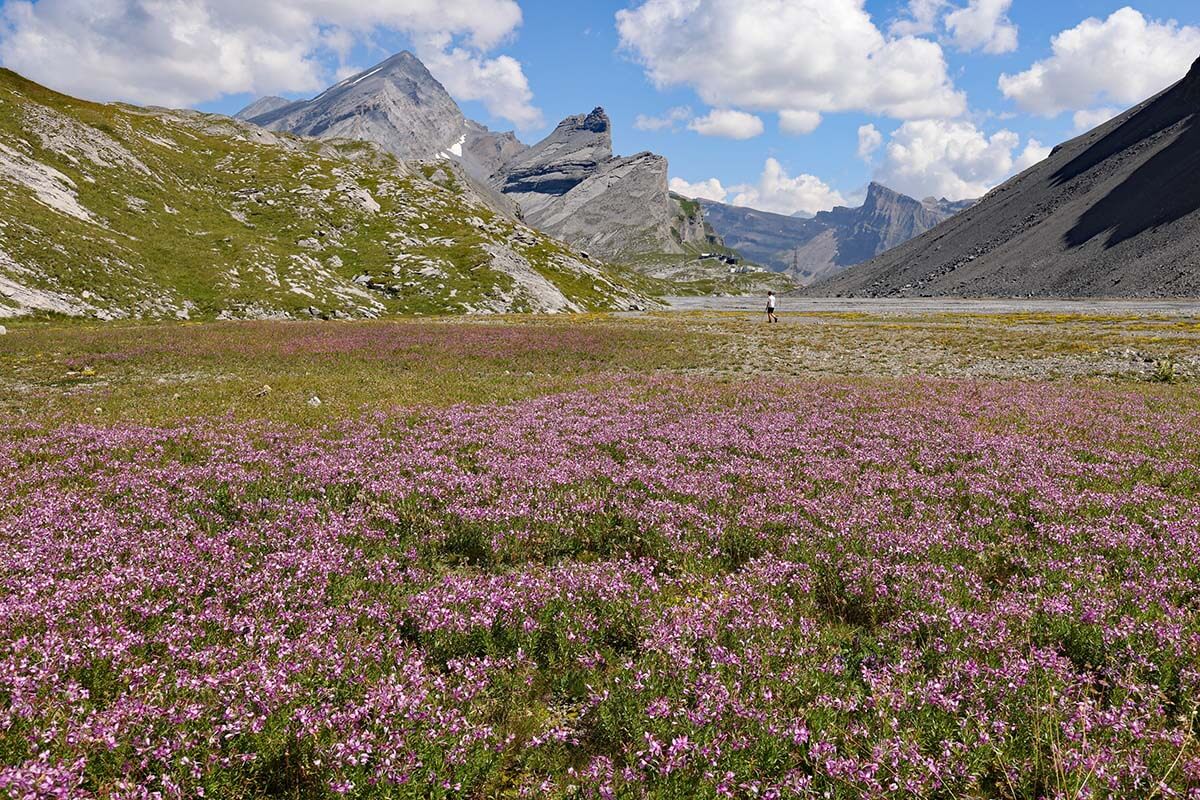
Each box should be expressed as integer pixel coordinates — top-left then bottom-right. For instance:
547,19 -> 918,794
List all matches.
767,307 -> 776,313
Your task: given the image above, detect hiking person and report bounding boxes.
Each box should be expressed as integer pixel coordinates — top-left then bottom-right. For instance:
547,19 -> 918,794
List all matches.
766,291 -> 778,323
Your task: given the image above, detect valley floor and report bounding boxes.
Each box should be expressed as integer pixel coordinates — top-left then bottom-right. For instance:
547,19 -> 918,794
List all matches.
1,309 -> 1199,798
663,294 -> 1200,315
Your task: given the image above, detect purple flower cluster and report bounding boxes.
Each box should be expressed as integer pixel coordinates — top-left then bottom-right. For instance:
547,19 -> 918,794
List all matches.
2,379 -> 1199,798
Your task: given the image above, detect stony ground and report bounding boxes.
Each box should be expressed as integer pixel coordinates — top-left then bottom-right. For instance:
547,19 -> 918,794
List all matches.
3,306 -> 1196,423
648,300 -> 1200,382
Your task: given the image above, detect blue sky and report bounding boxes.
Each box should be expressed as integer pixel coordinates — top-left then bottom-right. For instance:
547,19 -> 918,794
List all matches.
3,1 -> 1199,213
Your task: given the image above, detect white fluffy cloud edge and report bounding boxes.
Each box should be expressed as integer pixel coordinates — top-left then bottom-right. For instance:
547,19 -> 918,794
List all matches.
672,120 -> 1051,216
687,110 -> 764,140
617,0 -> 966,129
623,1 -> 1198,148
999,7 -> 1200,120
655,2 -> 1200,215
670,160 -> 846,217
0,0 -> 544,129
730,161 -> 847,216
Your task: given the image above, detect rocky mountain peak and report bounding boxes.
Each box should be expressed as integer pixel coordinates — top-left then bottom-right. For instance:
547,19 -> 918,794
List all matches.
233,96 -> 291,121
492,108 -> 614,199
375,50 -> 426,73
698,181 -> 972,285
540,107 -> 613,157
324,51 -> 438,96
865,181 -> 898,199
578,107 -> 611,134
0,68 -> 656,319
809,50 -> 1200,298
244,50 -> 465,161
489,107 -> 691,259
1183,54 -> 1200,103
861,182 -> 909,212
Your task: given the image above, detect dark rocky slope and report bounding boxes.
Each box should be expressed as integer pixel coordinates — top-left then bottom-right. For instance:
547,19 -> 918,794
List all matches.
811,55 -> 1200,298
238,55 -> 719,264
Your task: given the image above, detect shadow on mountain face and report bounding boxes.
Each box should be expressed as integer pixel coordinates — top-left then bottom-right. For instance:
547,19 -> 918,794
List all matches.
1053,56 -> 1200,186
1064,113 -> 1200,249
1059,56 -> 1200,249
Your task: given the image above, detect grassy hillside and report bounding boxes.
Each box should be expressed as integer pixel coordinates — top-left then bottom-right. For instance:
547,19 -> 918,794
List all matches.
0,70 -> 658,320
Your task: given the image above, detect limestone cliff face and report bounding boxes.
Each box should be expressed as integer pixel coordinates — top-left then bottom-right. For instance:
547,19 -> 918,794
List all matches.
461,121 -> 528,181
237,53 -> 714,263
240,52 -> 466,161
491,108 -> 699,259
825,183 -> 972,267
233,96 -> 291,121
698,183 -> 973,285
669,194 -> 721,252
494,108 -> 614,203
521,151 -> 676,257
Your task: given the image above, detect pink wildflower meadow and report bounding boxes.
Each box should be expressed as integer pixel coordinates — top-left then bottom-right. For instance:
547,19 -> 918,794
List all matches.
1,378 -> 1199,798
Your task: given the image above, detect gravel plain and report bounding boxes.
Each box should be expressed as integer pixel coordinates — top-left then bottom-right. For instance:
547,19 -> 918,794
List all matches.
664,295 -> 1200,315
640,296 -> 1200,382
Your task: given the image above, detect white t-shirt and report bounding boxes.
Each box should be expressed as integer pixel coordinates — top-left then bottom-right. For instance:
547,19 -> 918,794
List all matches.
767,295 -> 776,309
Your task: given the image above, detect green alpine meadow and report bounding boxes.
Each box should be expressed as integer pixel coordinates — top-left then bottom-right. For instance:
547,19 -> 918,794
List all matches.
4,3 -> 1200,799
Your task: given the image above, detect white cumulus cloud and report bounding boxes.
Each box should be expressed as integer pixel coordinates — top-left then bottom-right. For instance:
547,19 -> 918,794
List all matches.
687,109 -> 764,139
779,110 -> 823,136
890,0 -> 949,37
634,105 -> 692,132
729,159 -> 846,216
999,7 -> 1200,116
1014,139 -> 1052,171
0,0 -> 543,128
616,0 -> 965,121
669,177 -> 728,202
874,119 -> 1045,200
414,34 -> 541,129
1072,107 -> 1121,132
857,124 -> 884,161
945,0 -> 1018,54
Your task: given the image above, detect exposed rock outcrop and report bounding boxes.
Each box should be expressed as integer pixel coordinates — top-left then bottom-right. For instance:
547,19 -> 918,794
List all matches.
669,194 -> 722,252
237,54 -> 526,217
233,96 -> 292,121
491,107 -> 700,259
811,55 -> 1200,298
236,53 -> 716,264
520,151 -> 674,256
244,52 -> 466,161
461,121 -> 528,181
495,108 -> 613,203
698,183 -> 972,285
